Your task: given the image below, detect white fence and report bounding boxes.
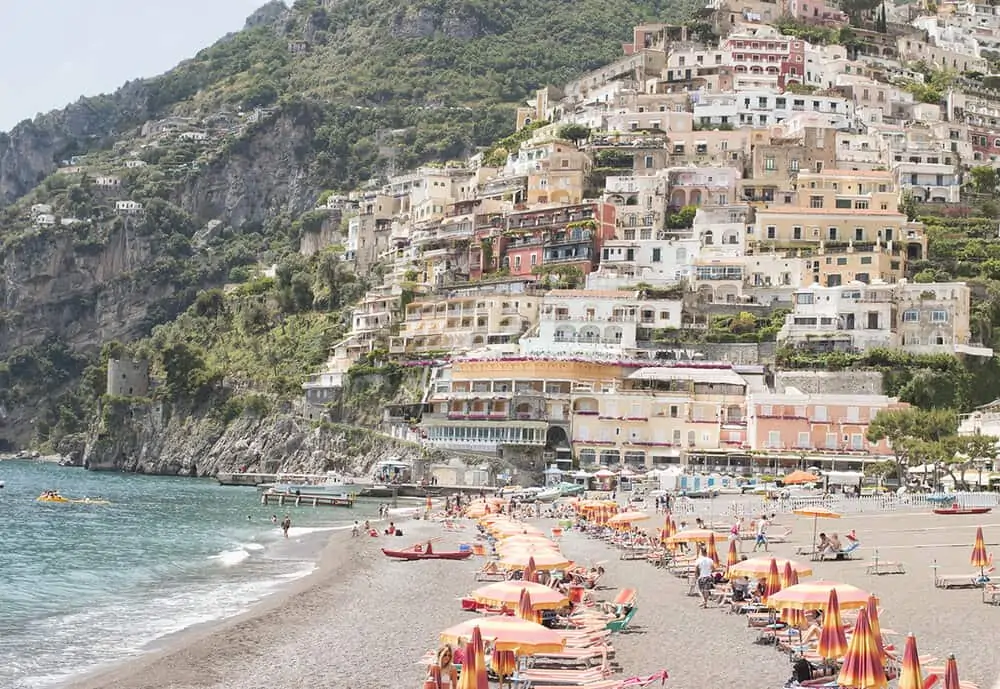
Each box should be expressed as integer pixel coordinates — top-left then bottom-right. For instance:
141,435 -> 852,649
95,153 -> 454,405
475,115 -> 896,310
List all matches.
673,492 -> 1000,520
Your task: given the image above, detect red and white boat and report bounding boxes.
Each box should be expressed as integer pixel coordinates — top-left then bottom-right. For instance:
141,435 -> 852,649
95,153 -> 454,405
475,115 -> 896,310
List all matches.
932,504 -> 993,515
382,542 -> 473,561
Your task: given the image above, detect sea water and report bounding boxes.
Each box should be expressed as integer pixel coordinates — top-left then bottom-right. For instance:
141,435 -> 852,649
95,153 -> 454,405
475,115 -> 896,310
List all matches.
0,461 -> 383,688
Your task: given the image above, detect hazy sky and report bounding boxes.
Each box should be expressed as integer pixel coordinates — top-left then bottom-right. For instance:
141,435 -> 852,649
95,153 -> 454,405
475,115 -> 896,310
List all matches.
0,0 -> 270,131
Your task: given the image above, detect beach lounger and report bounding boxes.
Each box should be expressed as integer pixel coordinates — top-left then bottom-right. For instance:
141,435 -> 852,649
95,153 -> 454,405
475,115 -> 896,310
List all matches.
605,607 -> 637,632
983,583 -> 1000,605
475,562 -> 506,582
816,541 -> 861,561
512,658 -> 614,687
866,559 -> 905,575
935,572 -> 988,589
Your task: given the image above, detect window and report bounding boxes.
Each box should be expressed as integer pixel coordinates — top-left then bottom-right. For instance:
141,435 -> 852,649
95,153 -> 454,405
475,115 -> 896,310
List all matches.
767,430 -> 781,448
669,405 -> 679,418
860,256 -> 872,265
902,309 -> 918,322
530,253 -> 537,266
767,226 -> 776,239
765,156 -> 776,170
810,196 -> 823,208
835,199 -> 852,209
762,405 -> 773,416
793,226 -> 802,240
795,293 -> 814,305
797,431 -> 811,448
814,406 -> 828,421
837,257 -> 847,265
855,228 -> 864,241
652,248 -> 662,262
825,432 -> 837,449
790,158 -> 799,171
855,200 -> 869,210
514,256 -> 521,270
644,155 -> 654,169
851,433 -> 864,450
828,227 -> 838,240
931,310 -> 948,322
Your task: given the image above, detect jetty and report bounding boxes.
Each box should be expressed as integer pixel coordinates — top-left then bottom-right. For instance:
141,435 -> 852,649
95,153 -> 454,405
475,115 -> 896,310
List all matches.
260,491 -> 355,508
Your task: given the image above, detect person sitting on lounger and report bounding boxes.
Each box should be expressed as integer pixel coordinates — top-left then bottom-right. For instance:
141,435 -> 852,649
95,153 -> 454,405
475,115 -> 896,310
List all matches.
799,610 -> 823,643
817,532 -> 831,554
827,533 -> 842,554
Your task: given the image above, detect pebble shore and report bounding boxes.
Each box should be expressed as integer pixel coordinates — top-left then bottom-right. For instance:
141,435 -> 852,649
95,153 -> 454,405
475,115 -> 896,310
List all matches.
62,508 -> 1000,689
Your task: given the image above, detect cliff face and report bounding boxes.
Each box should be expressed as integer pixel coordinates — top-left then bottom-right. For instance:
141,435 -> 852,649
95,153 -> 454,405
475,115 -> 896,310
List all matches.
82,400 -> 449,477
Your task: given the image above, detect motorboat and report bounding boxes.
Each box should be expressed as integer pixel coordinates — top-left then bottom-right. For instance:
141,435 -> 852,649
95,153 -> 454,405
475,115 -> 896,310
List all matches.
558,482 -> 585,497
932,504 -> 993,515
382,542 -> 473,561
535,487 -> 561,502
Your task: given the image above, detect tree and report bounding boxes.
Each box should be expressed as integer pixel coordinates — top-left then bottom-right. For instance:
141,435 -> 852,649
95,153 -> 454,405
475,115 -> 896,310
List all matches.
159,342 -> 214,401
866,407 -> 958,481
557,124 -> 591,143
941,434 -> 1000,490
969,165 -> 998,195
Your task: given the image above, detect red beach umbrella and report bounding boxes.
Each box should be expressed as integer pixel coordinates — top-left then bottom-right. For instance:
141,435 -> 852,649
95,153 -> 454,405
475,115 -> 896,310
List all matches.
762,557 -> 782,606
707,532 -> 720,565
971,527 -> 990,576
837,607 -> 888,689
517,589 -> 540,624
897,634 -> 934,689
818,588 -> 848,662
782,560 -> 795,589
471,626 -> 489,689
726,538 -> 739,575
524,556 -> 537,583
491,650 -> 517,689
943,654 -> 962,689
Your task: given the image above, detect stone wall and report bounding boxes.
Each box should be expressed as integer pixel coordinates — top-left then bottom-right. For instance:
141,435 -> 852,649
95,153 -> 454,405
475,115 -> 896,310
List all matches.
774,370 -> 884,395
693,341 -> 778,365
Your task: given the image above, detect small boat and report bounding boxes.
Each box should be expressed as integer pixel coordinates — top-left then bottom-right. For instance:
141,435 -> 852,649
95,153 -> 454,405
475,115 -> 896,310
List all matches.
382,542 -> 473,561
37,494 -> 70,503
558,482 -> 585,497
37,494 -> 110,505
932,505 -> 993,515
535,487 -> 561,502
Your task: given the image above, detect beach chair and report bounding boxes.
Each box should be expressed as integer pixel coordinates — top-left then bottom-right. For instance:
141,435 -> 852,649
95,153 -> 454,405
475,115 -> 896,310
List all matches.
605,606 -> 637,632
475,561 -> 506,582
512,655 -> 614,687
983,583 -> 1000,605
935,564 -> 994,589
817,541 -> 861,561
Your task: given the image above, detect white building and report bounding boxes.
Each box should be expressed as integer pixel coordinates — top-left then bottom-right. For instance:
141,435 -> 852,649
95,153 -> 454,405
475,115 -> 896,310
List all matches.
520,290 -> 683,355
693,89 -> 853,129
114,201 -> 144,215
30,203 -> 53,217
892,162 -> 961,204
94,176 -> 121,188
35,213 -> 57,226
124,159 -> 148,169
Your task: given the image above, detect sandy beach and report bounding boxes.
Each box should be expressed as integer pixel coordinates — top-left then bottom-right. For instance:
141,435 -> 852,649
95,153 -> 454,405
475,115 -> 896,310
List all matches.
62,503 -> 1000,689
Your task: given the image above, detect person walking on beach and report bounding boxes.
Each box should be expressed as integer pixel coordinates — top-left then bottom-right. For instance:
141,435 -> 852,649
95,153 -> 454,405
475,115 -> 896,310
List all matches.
281,515 -> 291,538
753,514 -> 769,552
352,520 -> 359,537
695,546 -> 715,608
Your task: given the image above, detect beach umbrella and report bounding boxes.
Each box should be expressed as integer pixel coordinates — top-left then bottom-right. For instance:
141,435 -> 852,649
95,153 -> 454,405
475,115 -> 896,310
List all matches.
866,595 -> 885,656
607,511 -> 650,526
471,626 -> 489,689
665,528 -> 718,544
440,616 -> 566,654
781,561 -> 795,589
762,557 -> 783,606
499,549 -> 572,571
787,564 -> 800,587
781,603 -> 805,630
456,639 -> 475,689
817,588 -> 849,662
707,532 -> 720,565
496,534 -> 556,548
897,634 -> 934,689
491,650 -> 517,689
767,581 -> 870,612
971,526 -> 990,577
523,556 -> 537,583
792,506 -> 841,553
783,470 -> 820,485
837,608 -> 888,689
943,654 -> 961,689
470,581 -> 569,611
729,557 -> 813,580
517,589 -> 540,624
426,495 -> 433,511
726,538 -> 740,574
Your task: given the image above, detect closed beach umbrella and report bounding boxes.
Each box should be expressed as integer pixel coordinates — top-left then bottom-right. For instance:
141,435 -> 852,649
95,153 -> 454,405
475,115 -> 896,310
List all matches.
457,639 -> 475,689
763,557 -> 782,606
943,654 -> 961,689
837,608 -> 888,689
787,565 -> 800,587
782,604 -> 804,630
792,506 -> 841,552
707,532 -> 720,565
726,538 -> 740,574
426,495 -> 433,511
729,557 -> 813,580
971,526 -> 990,575
781,561 -> 795,589
440,616 -> 566,654
523,556 -> 537,583
768,581 -> 870,612
471,626 -> 489,689
817,588 -> 849,662
470,581 -> 569,611
897,634 -> 931,689
866,594 -> 885,656
517,589 -> 540,624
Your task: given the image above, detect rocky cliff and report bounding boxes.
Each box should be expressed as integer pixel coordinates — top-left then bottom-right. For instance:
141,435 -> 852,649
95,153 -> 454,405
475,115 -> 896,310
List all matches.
82,399 -> 452,477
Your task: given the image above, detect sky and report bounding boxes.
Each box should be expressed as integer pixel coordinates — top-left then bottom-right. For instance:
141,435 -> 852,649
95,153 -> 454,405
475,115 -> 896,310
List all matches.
0,0 -> 270,131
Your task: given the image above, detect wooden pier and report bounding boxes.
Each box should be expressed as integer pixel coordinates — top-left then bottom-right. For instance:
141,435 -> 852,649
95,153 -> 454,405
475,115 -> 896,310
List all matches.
260,491 -> 355,508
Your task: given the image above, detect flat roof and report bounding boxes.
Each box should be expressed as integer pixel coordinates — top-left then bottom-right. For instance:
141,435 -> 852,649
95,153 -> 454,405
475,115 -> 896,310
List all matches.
628,367 -> 747,386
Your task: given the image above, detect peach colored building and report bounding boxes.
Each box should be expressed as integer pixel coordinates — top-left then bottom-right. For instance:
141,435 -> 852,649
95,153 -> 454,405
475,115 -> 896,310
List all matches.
746,390 -> 908,468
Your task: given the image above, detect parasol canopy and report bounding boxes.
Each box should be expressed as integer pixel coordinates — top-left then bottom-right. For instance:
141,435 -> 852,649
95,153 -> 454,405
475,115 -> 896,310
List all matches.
728,557 -> 813,579
440,617 -> 566,654
607,511 -> 650,526
762,557 -> 783,606
767,581 -> 870,612
499,549 -> 573,571
665,528 -> 718,544
897,634 -> 931,689
783,470 -> 820,485
470,581 -> 569,611
817,588 -> 849,661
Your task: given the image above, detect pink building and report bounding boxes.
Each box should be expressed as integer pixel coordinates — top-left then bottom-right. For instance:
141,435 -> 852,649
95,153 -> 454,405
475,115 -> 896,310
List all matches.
746,391 -> 908,457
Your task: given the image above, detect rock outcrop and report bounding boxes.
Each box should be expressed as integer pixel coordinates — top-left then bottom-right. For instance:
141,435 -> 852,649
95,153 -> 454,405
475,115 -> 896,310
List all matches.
83,400 -> 453,477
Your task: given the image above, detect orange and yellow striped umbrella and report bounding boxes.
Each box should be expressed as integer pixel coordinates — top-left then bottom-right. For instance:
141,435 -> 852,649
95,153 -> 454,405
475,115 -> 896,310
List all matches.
607,511 -> 650,526
782,604 -> 804,630
471,625 -> 489,689
707,532 -> 720,565
726,538 -> 740,573
818,588 -> 849,661
659,515 -> 675,543
762,557 -> 782,606
440,616 -> 566,654
866,594 -> 885,656
457,638 -> 475,689
728,557 -> 813,579
767,581 -> 870,612
837,607 -> 888,689
943,654 -> 961,689
971,527 -> 990,570
517,589 -> 540,624
781,561 -> 795,589
787,565 -> 800,587
470,581 -> 569,611
897,634 -> 929,689
666,528 -> 718,544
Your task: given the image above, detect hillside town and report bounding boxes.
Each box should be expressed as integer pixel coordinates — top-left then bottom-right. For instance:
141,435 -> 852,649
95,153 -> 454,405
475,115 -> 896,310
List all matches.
304,4 -> 1000,480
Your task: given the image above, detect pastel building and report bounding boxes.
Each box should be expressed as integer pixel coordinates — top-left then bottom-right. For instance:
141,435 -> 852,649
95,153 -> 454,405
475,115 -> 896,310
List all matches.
746,389 -> 908,466
571,365 -> 750,469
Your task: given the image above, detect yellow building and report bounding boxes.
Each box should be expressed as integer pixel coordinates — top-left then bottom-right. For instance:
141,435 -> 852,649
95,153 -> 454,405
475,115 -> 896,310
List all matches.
421,358 -> 626,466
512,138 -> 590,206
390,292 -> 540,356
752,169 -> 927,286
571,365 -> 748,469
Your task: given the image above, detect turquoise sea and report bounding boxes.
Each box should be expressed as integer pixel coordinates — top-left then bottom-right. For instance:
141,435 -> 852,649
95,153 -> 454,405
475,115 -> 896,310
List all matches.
0,461 -> 381,688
